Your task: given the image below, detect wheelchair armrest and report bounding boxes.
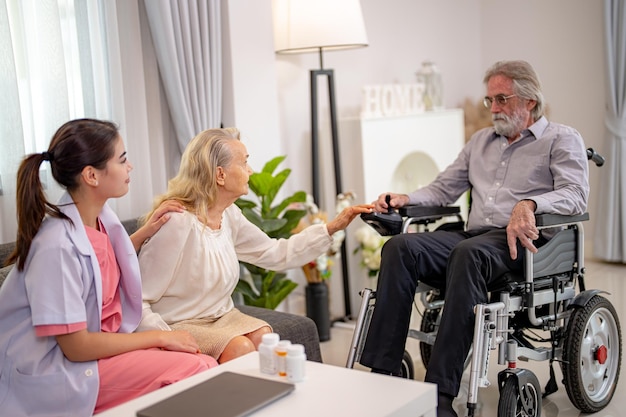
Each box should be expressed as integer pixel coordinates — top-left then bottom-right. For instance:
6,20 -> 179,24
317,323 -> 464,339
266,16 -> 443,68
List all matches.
360,205 -> 462,236
398,206 -> 463,233
535,213 -> 589,227
399,205 -> 460,219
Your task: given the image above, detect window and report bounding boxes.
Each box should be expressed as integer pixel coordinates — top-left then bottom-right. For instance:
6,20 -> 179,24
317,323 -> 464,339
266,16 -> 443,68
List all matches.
0,0 -> 111,241
4,0 -> 111,153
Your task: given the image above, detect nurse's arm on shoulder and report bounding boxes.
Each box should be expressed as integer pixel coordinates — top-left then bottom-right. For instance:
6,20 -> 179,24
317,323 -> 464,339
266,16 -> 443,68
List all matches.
129,200 -> 185,252
55,328 -> 200,362
326,204 -> 374,236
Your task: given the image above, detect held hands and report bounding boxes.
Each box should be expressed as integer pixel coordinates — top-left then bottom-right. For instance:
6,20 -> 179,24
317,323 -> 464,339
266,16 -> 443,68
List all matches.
373,193 -> 409,213
506,200 -> 539,260
326,204 -> 375,236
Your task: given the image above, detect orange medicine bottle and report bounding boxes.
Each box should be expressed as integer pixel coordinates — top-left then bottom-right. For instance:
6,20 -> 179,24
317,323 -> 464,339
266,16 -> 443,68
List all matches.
275,340 -> 291,377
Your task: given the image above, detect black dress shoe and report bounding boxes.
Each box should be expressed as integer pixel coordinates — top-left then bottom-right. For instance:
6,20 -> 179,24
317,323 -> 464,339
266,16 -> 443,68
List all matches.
371,367 -> 392,375
438,393 -> 458,417
370,367 -> 402,377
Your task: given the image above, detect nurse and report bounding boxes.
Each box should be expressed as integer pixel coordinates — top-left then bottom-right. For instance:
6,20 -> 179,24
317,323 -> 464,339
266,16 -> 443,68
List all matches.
0,118 -> 218,416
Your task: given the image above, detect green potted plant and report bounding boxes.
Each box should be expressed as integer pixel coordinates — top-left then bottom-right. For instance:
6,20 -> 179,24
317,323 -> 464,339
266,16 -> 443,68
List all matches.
234,155 -> 307,310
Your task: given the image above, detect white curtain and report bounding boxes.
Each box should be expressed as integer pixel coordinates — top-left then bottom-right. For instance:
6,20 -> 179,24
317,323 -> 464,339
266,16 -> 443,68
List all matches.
594,0 -> 626,263
0,0 -> 111,243
102,0 -> 176,222
0,0 -> 177,242
143,0 -> 222,153
0,0 -> 23,244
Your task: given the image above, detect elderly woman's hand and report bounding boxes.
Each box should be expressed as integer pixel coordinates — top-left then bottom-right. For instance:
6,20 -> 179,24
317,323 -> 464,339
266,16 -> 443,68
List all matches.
326,204 -> 374,236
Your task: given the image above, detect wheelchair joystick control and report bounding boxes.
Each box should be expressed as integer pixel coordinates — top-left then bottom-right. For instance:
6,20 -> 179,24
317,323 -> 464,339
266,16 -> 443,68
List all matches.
360,194 -> 403,236
384,194 -> 393,213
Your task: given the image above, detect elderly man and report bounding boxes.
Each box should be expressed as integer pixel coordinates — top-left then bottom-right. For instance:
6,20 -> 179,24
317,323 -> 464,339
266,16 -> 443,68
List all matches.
358,60 -> 589,417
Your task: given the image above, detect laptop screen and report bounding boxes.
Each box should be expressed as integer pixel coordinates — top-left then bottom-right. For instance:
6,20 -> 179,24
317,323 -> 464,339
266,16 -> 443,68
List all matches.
136,371 -> 295,417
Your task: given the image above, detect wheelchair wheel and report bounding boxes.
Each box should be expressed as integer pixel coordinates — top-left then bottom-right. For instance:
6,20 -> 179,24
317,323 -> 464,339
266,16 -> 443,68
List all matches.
419,292 -> 443,368
497,375 -> 541,417
562,295 -> 622,413
400,350 -> 415,379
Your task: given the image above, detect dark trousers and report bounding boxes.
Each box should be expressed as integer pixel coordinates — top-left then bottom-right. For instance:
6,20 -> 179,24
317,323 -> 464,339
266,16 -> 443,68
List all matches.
359,228 -> 526,397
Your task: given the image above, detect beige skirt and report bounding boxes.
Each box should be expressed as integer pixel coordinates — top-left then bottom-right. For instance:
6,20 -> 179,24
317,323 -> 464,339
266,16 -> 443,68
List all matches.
170,308 -> 271,359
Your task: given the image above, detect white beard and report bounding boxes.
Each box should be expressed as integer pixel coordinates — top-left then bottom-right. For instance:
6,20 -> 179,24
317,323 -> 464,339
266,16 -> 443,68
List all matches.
492,108 -> 527,139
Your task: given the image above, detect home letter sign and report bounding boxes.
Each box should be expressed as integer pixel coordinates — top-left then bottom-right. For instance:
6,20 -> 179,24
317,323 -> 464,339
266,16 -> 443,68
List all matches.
361,84 -> 426,119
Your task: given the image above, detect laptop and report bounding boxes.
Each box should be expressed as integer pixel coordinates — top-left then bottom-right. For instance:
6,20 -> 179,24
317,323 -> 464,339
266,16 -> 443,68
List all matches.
136,371 -> 295,417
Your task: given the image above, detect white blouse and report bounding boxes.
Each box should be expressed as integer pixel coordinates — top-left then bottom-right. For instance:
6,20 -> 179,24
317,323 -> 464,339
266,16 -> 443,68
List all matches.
137,205 -> 332,330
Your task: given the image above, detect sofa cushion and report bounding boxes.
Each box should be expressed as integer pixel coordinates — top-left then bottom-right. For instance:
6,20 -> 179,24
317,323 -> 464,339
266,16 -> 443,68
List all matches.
0,241 -> 14,268
121,218 -> 140,235
0,264 -> 11,288
238,305 -> 322,362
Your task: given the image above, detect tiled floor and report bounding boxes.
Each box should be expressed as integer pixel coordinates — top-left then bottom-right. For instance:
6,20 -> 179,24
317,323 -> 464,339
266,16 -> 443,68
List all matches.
320,258 -> 626,417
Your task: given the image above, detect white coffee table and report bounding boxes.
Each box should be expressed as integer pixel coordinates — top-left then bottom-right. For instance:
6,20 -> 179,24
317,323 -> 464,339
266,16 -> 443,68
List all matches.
96,351 -> 437,417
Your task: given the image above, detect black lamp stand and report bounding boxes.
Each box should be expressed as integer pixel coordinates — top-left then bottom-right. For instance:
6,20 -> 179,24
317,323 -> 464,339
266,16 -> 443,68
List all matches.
309,65 -> 352,321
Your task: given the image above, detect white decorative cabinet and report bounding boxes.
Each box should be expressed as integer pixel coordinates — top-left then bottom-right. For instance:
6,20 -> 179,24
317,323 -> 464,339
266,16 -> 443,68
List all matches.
336,109 -> 466,316
345,109 -> 465,202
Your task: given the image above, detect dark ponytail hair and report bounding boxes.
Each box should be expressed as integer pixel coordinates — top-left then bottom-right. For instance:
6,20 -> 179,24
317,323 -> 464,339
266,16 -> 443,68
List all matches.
6,118 -> 120,270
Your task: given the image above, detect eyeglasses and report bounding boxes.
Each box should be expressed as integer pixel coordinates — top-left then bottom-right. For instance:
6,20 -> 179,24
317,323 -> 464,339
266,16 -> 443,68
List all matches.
483,94 -> 516,108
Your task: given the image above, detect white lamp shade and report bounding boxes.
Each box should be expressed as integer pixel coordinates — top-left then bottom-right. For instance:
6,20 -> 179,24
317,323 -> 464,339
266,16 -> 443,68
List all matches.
272,0 -> 368,54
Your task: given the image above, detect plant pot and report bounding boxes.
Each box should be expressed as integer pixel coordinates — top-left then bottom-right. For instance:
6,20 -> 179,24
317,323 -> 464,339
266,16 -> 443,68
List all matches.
305,282 -> 331,342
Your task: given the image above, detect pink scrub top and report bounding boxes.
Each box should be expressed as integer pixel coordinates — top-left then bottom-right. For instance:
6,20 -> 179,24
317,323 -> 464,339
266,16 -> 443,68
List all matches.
35,221 -> 123,337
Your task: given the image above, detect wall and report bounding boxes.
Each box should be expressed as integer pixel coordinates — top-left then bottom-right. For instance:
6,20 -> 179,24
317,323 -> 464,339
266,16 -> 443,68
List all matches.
222,0 -> 283,171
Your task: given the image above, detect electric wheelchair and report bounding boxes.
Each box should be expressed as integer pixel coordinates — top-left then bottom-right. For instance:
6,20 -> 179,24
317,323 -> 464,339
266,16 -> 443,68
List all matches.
346,149 -> 622,417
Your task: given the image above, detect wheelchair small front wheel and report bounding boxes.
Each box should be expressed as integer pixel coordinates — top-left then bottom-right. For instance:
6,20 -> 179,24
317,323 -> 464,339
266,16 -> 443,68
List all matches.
419,292 -> 443,368
562,294 -> 622,413
400,350 -> 415,379
497,375 -> 541,417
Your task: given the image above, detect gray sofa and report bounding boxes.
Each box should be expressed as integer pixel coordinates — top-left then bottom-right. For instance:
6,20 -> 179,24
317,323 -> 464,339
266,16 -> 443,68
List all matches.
0,219 -> 322,362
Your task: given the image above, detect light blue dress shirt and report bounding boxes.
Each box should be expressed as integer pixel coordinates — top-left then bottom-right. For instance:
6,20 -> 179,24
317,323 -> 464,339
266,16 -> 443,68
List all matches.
407,116 -> 590,230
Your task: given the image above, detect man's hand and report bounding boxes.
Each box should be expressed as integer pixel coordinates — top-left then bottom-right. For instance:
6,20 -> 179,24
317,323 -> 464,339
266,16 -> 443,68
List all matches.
506,200 -> 539,260
373,193 -> 409,212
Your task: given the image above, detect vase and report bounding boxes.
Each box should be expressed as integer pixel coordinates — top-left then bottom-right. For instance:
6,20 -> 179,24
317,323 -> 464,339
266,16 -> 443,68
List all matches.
416,61 -> 443,111
305,282 -> 331,342
302,263 -> 324,284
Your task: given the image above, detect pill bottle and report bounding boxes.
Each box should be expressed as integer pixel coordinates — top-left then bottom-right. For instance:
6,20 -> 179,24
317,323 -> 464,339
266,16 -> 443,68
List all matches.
259,333 -> 280,375
286,344 -> 306,383
275,340 -> 291,377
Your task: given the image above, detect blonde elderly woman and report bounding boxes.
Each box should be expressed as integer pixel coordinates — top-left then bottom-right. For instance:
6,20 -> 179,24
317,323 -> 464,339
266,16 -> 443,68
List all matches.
137,128 -> 373,363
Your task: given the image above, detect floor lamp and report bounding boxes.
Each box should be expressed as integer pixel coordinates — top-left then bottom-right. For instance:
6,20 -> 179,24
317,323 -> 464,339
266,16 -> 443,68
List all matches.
273,0 -> 368,320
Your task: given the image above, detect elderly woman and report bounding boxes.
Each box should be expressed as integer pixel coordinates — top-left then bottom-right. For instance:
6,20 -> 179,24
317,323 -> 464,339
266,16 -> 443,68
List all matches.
137,127 -> 373,363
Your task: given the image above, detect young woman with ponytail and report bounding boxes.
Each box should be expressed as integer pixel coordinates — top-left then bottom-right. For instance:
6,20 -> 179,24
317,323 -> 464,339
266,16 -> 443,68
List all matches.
0,119 -> 217,416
